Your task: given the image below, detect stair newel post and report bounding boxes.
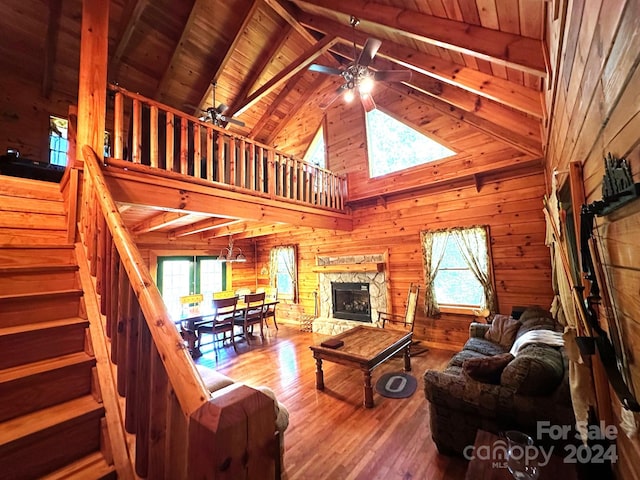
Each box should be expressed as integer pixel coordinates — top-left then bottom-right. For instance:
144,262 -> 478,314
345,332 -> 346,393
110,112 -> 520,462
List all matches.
167,388 -> 190,479
124,293 -> 141,433
135,317 -> 152,477
107,242 -> 119,342
148,343 -> 169,479
115,271 -> 129,396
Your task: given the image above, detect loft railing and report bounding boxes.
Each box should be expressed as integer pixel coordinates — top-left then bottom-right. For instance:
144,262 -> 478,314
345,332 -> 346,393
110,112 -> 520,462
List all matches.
79,145 -> 277,479
107,84 -> 347,210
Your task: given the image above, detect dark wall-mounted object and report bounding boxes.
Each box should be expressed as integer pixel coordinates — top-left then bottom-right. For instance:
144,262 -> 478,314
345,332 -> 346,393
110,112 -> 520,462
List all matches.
0,153 -> 65,183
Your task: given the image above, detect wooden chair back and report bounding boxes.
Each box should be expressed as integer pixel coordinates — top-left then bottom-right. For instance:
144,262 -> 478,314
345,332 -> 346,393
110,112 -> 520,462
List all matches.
213,290 -> 236,300
379,283 -> 420,331
241,292 -> 266,324
212,295 -> 239,324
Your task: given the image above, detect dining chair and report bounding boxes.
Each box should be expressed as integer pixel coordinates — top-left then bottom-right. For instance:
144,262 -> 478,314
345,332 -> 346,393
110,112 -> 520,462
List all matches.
256,286 -> 278,329
235,291 -> 266,342
196,295 -> 239,353
235,286 -> 252,297
213,290 -> 236,300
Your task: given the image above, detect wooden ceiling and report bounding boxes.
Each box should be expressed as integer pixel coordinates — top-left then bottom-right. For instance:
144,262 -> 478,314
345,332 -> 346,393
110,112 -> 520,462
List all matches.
1,0 -> 548,241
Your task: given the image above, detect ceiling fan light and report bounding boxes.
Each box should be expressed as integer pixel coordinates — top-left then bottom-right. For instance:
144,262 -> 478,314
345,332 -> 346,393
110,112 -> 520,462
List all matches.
235,252 -> 247,262
344,89 -> 355,103
359,76 -> 374,95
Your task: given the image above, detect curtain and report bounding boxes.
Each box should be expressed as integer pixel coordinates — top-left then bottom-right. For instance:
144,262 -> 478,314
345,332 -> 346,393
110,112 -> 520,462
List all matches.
420,230 -> 449,317
450,225 -> 498,314
269,245 -> 298,303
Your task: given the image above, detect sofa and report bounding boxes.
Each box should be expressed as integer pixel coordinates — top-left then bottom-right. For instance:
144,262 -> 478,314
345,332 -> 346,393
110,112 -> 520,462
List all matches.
196,365 -> 290,470
423,307 -> 574,455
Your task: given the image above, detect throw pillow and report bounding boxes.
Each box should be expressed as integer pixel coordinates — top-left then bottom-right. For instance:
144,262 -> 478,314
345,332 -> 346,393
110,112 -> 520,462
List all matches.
462,353 -> 514,384
500,344 -> 564,395
484,315 -> 521,349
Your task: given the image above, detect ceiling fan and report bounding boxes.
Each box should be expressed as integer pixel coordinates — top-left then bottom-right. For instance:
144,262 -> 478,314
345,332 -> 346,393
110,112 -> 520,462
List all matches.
192,82 -> 245,127
309,16 -> 412,112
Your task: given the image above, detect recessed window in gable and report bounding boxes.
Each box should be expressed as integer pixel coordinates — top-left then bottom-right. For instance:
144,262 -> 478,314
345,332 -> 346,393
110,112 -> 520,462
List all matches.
303,125 -> 326,168
365,109 -> 456,178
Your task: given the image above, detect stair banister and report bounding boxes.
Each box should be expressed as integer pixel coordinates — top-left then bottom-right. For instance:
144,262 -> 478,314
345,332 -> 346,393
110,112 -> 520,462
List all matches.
80,145 -> 277,478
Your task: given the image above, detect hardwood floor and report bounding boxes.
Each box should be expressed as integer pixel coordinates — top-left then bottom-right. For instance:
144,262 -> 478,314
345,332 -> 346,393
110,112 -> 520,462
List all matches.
195,324 -> 468,480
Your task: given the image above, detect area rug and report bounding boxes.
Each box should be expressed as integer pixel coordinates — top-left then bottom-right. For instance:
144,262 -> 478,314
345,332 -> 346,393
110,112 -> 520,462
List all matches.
375,372 -> 418,399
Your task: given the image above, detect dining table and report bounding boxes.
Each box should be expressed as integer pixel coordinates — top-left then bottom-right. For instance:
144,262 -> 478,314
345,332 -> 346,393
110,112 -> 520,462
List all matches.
174,300 -> 279,358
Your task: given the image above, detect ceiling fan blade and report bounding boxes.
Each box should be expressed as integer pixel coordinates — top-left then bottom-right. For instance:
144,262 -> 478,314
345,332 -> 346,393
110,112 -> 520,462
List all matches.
216,103 -> 229,114
360,92 -> 376,112
357,38 -> 382,68
220,116 -> 245,127
374,70 -> 413,83
309,64 -> 343,76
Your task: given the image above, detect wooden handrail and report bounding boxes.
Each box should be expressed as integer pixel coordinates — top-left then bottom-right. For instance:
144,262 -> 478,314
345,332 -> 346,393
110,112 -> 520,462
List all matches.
80,145 -> 277,478
82,145 -> 209,413
106,83 -> 348,211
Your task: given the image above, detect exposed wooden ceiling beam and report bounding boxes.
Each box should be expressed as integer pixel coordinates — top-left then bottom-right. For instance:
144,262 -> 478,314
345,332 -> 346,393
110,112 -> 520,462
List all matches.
108,0 -> 150,78
171,218 -> 245,238
265,74 -> 328,145
194,0 -> 264,115
42,0 -> 62,98
301,13 -> 543,119
233,35 -> 338,116
329,43 -> 541,148
386,84 -> 542,158
233,222 -> 307,239
154,0 -> 204,102
291,0 -> 546,76
265,0 -> 318,43
225,24 -> 295,119
132,211 -> 192,234
202,221 -> 276,239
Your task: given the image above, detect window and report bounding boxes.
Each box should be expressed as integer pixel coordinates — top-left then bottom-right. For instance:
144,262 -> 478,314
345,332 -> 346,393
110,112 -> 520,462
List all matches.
49,116 -> 68,166
420,226 -> 496,316
304,125 -> 326,168
157,256 -> 226,319
269,245 -> 297,301
365,109 -> 455,178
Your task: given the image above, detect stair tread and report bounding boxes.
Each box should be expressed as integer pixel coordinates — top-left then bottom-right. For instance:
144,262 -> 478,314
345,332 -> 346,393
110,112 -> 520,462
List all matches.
40,451 -> 115,480
0,288 -> 84,302
0,265 -> 79,274
0,351 -> 95,383
0,317 -> 88,337
0,395 -> 104,445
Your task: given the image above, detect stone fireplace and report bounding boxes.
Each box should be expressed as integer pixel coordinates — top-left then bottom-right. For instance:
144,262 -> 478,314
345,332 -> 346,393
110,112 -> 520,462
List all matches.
313,254 -> 388,335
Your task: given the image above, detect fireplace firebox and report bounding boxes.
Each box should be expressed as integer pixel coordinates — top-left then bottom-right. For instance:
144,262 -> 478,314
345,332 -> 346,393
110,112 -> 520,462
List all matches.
331,282 -> 371,322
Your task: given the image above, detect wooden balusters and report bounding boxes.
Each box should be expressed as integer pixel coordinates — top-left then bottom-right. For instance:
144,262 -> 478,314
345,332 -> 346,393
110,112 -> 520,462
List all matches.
106,83 -> 347,211
166,112 -> 174,172
114,92 -> 124,159
149,105 -> 159,168
135,317 -> 152,477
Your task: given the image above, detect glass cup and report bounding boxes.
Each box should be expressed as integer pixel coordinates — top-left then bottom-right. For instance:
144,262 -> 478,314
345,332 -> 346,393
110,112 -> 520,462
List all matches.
505,430 -> 540,480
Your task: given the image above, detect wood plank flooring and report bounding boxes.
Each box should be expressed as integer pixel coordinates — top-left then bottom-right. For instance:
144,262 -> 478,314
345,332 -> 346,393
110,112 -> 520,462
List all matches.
195,324 -> 468,480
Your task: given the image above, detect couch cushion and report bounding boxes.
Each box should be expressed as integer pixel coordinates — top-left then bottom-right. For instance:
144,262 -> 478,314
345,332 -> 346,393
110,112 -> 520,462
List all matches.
462,352 -> 514,384
516,307 -> 558,340
448,348 -> 488,369
484,315 -> 521,349
500,344 -> 564,395
463,337 -> 509,356
196,365 -> 235,392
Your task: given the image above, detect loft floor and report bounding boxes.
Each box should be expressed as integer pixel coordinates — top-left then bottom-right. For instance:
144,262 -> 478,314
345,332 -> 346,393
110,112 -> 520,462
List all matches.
195,324 -> 467,479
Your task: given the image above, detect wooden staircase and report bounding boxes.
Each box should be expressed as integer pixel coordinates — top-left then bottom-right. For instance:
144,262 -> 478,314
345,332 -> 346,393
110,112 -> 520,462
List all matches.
0,175 -> 117,479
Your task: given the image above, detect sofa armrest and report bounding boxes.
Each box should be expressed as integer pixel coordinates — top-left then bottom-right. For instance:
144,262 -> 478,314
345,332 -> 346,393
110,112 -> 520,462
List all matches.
469,322 -> 490,339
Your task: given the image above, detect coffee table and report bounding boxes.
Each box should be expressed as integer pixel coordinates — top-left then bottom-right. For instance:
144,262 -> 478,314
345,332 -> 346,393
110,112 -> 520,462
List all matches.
309,325 -> 412,408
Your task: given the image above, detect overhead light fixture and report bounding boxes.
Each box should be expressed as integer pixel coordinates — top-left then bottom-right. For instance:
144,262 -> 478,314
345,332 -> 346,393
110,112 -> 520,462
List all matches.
358,75 -> 374,95
344,89 -> 355,103
217,236 -> 246,263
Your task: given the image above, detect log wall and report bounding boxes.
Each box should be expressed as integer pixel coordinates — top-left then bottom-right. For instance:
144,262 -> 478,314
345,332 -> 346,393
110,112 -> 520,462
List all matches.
0,74 -> 76,162
255,164 -> 553,351
545,0 -> 640,476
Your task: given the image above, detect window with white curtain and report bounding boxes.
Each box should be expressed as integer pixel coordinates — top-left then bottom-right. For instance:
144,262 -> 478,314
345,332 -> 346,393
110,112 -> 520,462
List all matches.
269,245 -> 298,302
420,226 -> 496,317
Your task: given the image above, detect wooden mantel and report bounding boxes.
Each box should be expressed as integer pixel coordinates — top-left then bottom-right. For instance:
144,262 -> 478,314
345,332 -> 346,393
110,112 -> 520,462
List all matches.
311,263 -> 384,273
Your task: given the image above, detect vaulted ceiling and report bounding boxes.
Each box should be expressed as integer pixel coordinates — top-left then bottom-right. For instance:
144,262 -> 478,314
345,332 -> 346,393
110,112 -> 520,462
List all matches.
1,0 -> 549,240
2,0 -> 547,159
